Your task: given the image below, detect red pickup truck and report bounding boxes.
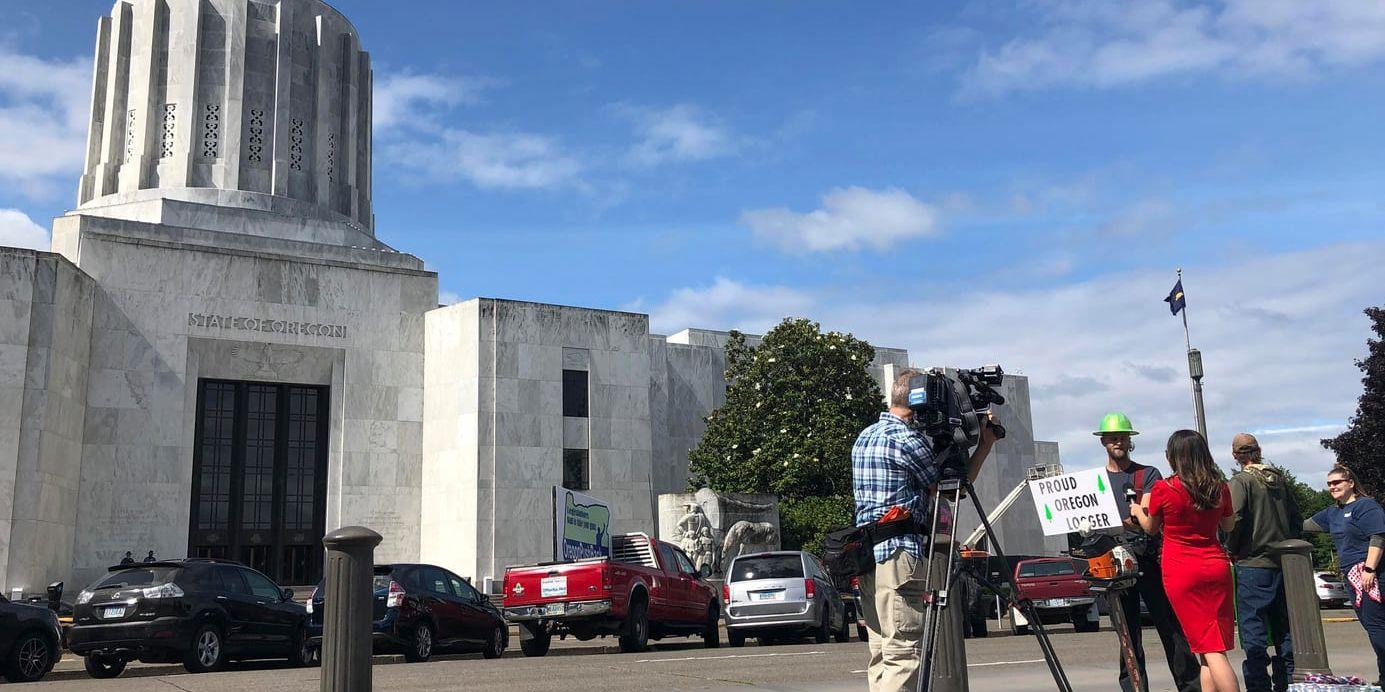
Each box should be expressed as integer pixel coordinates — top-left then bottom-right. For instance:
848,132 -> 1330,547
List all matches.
1008,557 -> 1100,635
502,533 -> 721,656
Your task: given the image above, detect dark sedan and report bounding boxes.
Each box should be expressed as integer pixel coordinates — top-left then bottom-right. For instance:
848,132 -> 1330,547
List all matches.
0,593 -> 62,683
67,559 -> 312,677
308,563 -> 506,661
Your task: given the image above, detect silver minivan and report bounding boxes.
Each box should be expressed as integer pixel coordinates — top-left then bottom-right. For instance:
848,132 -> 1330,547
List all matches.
722,551 -> 849,646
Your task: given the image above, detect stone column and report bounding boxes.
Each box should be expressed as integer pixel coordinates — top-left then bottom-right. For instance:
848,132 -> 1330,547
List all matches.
79,16 -> 113,206
1269,539 -> 1332,680
320,526 -> 381,692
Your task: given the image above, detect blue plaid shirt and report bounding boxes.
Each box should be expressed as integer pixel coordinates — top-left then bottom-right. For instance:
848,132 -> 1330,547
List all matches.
852,412 -> 940,562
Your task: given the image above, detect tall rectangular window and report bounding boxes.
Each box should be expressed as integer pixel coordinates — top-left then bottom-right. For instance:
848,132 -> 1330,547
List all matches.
562,369 -> 588,418
563,449 -> 589,491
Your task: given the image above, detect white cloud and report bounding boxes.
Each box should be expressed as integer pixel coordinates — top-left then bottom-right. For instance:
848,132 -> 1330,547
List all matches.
382,129 -> 583,191
372,69 -> 585,192
373,72 -> 495,133
644,241 -> 1385,480
962,0 -> 1385,96
619,104 -> 738,166
645,276 -> 814,336
741,186 -> 941,253
0,46 -> 92,199
0,208 -> 50,250
438,290 -> 462,306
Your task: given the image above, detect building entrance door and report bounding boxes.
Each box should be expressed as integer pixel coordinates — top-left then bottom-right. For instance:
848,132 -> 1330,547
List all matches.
189,379 -> 329,585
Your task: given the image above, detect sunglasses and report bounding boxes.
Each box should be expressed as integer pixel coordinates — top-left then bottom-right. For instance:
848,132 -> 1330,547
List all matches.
1234,447 -> 1260,455
1327,480 -> 1350,487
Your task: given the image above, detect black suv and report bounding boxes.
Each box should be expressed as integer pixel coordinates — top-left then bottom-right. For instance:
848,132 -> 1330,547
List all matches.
307,563 -> 506,662
67,559 -> 312,678
0,593 -> 62,683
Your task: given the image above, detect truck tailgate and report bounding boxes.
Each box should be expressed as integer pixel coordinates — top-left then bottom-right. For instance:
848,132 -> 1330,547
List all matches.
505,560 -> 609,607
1014,559 -> 1092,602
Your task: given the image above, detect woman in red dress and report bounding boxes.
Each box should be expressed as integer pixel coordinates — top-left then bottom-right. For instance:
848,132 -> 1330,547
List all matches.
1131,429 -> 1239,692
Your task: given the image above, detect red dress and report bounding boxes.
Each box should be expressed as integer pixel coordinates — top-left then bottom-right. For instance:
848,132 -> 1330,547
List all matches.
1148,476 -> 1234,654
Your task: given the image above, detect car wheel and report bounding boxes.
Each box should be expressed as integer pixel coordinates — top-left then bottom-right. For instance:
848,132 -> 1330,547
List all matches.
288,626 -> 314,667
482,625 -> 505,659
702,604 -> 721,648
728,629 -> 746,647
519,627 -> 551,657
404,622 -> 434,663
857,621 -> 869,642
618,599 -> 649,653
814,611 -> 831,644
83,654 -> 127,679
184,624 -> 226,673
834,610 -> 851,643
4,631 -> 56,683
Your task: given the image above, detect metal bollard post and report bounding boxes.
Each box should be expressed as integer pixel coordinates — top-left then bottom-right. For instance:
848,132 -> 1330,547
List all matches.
321,526 -> 382,692
930,541 -> 968,692
1269,539 -> 1331,681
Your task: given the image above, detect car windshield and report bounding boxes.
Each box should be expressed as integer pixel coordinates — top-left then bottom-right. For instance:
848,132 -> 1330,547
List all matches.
91,567 -> 180,590
730,555 -> 803,582
1019,561 -> 1075,578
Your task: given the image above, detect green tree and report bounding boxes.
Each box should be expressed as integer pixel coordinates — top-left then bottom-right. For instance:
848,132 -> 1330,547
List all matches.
688,318 -> 885,552
1323,307 -> 1385,497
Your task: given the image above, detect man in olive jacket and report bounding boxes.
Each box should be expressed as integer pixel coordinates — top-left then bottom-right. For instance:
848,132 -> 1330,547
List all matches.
1228,433 -> 1301,692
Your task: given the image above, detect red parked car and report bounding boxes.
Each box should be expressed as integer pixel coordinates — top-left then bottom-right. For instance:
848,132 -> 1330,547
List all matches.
502,533 -> 720,656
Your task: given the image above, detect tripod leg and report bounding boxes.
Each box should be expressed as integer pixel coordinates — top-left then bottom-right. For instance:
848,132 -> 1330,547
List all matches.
917,483 -> 951,692
921,484 -> 966,692
965,480 -> 1073,692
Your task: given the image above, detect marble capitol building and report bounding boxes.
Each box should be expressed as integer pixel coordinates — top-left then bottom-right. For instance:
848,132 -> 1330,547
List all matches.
0,0 -> 1061,596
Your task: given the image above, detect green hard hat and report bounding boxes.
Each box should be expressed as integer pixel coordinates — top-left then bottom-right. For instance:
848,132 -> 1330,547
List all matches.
1094,412 -> 1139,436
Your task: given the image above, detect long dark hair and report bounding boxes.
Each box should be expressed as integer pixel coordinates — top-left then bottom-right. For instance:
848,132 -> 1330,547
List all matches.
1165,429 -> 1225,510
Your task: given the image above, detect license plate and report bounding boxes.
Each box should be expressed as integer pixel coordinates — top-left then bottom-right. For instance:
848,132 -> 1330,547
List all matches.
544,602 -> 566,616
104,606 -> 126,618
1040,599 -> 1067,608
753,591 -> 781,601
541,576 -> 567,598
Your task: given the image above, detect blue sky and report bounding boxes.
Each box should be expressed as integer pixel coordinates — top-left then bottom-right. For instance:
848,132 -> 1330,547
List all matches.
2,1 -> 1383,478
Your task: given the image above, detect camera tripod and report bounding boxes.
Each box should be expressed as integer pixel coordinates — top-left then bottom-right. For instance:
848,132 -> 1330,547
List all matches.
917,472 -> 1073,692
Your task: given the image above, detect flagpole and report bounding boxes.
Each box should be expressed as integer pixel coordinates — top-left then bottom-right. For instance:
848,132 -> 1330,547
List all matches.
1177,268 -> 1209,440
1178,269 -> 1192,353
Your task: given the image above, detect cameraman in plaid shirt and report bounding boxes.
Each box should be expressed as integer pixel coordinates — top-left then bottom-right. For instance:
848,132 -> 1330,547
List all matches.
853,368 -> 998,692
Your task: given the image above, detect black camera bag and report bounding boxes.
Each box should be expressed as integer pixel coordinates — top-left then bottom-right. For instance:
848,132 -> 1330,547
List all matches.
823,516 -> 918,582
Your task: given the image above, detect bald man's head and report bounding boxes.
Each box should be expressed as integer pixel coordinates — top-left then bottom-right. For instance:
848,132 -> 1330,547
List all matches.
1232,433 -> 1261,465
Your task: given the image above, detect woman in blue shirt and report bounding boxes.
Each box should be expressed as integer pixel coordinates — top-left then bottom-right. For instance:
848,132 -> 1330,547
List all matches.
1306,464 -> 1385,683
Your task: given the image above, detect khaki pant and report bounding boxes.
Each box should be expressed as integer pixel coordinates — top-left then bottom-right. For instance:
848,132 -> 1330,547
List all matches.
860,548 -> 930,692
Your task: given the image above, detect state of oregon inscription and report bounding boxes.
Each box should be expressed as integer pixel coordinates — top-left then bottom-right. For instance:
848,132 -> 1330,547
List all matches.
187,313 -> 348,338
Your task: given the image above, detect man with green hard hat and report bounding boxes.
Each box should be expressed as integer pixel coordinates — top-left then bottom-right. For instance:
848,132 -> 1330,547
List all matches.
1097,412 -> 1201,692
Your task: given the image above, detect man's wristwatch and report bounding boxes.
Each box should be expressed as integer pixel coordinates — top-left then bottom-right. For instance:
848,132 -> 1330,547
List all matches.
1365,565 -> 1376,574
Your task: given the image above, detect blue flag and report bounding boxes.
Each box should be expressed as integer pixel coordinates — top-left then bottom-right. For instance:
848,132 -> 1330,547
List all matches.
1164,280 -> 1186,315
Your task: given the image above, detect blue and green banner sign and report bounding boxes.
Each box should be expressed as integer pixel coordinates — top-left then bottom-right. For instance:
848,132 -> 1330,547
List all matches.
553,487 -> 612,561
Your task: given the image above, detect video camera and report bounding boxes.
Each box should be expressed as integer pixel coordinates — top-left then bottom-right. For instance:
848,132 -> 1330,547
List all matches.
906,366 -> 1008,474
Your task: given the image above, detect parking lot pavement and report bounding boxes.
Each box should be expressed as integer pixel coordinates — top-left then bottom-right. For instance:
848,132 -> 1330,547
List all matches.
26,621 -> 1380,691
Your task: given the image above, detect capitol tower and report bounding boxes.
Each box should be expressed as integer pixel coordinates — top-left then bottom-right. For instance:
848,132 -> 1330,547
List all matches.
1,0 -> 437,594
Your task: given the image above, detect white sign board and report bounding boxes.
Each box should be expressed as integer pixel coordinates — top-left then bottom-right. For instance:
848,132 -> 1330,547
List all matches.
1028,467 -> 1123,536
